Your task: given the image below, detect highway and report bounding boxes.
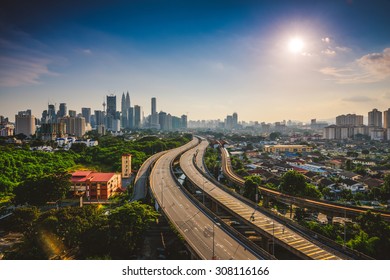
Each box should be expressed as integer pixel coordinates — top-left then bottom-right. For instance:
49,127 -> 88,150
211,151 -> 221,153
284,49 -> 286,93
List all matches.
219,146 -> 390,222
180,139 -> 346,260
149,138 -> 259,260
132,151 -> 167,201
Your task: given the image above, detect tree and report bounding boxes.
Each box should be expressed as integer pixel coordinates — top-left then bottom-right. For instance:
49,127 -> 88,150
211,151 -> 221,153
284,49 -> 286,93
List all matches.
383,174 -> 390,200
108,201 -> 159,258
7,206 -> 40,232
243,175 -> 261,202
14,172 -> 71,206
269,132 -> 281,141
280,170 -> 307,196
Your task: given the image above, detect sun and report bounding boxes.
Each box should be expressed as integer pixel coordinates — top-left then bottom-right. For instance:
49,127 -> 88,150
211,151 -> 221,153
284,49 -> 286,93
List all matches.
288,37 -> 304,54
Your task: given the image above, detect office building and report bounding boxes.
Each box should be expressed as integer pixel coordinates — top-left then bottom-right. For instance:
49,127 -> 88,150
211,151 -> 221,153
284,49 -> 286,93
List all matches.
59,103 -> 67,118
134,105 -> 141,128
81,107 -> 91,124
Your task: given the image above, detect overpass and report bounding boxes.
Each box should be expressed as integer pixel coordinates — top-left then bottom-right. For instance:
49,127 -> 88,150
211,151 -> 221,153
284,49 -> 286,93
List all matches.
148,138 -> 260,260
132,151 -> 167,201
180,138 -> 351,260
220,145 -> 390,223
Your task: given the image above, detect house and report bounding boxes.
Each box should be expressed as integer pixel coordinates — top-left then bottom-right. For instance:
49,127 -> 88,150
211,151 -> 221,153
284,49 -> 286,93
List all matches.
339,171 -> 362,181
71,171 -> 122,200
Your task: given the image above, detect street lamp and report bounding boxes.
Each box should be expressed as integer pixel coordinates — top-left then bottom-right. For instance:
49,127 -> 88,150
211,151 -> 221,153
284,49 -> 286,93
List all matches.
272,220 -> 275,256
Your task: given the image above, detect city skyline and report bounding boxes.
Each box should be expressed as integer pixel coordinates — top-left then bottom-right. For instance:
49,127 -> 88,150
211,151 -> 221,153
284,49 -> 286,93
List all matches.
1,0 -> 390,122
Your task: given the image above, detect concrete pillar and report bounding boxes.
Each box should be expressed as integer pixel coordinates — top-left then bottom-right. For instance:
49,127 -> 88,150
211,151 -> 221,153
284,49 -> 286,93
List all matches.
326,215 -> 334,224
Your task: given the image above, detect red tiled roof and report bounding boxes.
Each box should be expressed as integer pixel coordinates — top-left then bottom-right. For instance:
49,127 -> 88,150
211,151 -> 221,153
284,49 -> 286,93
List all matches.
71,171 -> 117,183
89,173 -> 117,182
72,171 -> 93,177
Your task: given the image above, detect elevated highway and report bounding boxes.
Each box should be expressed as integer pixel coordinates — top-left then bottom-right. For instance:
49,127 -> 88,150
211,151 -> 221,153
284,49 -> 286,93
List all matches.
149,138 -> 259,260
132,151 -> 167,201
180,139 -> 348,260
219,146 -> 390,222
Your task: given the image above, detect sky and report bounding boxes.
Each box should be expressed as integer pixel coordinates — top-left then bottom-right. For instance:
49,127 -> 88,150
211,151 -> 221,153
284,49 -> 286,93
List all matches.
1,0 -> 390,123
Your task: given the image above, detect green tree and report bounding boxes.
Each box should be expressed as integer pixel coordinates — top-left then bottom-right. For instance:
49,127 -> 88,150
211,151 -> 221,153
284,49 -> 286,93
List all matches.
8,206 -> 40,232
243,175 -> 261,202
280,170 -> 307,196
14,172 -> 71,206
108,201 -> 159,258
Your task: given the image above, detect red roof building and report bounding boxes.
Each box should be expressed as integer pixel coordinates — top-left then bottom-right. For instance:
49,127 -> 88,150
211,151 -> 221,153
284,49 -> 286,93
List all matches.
71,171 -> 122,200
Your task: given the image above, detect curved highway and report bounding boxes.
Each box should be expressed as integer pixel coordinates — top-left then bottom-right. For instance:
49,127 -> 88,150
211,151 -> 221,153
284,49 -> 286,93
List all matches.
132,151 -> 167,201
180,139 -> 346,260
149,138 -> 258,260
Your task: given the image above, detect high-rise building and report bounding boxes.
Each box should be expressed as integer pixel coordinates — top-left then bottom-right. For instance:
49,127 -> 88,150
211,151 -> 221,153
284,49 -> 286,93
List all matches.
94,110 -> 105,126
181,114 -> 187,129
159,111 -> 167,130
15,110 -> 36,136
121,93 -> 127,128
106,95 -> 116,117
368,108 -> 382,127
81,108 -> 91,124
75,116 -> 86,137
384,108 -> 390,129
336,114 -> 364,126
59,103 -> 67,118
151,97 -> 156,115
126,91 -> 130,109
150,97 -> 159,128
232,112 -> 238,128
47,104 -> 56,123
128,107 -> 134,129
134,105 -> 141,128
69,110 -> 76,117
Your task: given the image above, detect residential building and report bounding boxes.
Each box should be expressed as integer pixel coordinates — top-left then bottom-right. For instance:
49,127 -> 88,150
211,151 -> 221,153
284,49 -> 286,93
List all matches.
15,110 -> 36,136
122,154 -> 132,178
368,108 -> 382,127
263,145 -> 313,153
71,171 -> 122,200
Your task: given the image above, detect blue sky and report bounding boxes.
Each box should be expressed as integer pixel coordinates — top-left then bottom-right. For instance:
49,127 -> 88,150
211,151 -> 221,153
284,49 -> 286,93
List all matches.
1,0 -> 390,123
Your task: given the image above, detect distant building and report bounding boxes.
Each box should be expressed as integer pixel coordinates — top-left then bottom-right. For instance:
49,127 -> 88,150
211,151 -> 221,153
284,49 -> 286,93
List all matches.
383,108 -> 390,128
264,145 -> 313,153
81,107 -> 91,124
336,114 -> 363,126
59,103 -> 67,118
15,110 -> 36,136
134,105 -> 141,128
368,108 -> 382,127
122,154 -> 132,178
71,171 -> 122,200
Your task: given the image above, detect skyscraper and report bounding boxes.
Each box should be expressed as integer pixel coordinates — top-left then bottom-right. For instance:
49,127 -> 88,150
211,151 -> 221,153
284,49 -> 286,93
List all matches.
128,107 -> 134,129
106,95 -> 116,117
59,103 -> 67,118
81,107 -> 91,124
126,91 -> 130,109
368,108 -> 382,127
150,97 -> 159,128
121,93 -> 127,128
134,105 -> 141,128
151,97 -> 156,115
232,112 -> 238,128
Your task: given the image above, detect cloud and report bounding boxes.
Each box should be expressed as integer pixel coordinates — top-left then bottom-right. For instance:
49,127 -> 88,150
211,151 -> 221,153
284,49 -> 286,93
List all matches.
320,48 -> 390,83
82,49 -> 92,55
335,46 -> 351,52
357,48 -> 390,79
322,48 -> 336,56
342,96 -> 376,102
322,37 -> 331,44
0,55 -> 57,87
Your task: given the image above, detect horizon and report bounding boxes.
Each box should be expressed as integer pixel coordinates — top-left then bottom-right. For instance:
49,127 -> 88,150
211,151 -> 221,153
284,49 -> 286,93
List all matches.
1,0 -> 390,123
